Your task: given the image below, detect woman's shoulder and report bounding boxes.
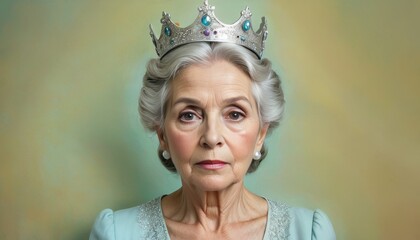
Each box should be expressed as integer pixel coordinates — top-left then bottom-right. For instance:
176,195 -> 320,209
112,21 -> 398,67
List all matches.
289,207 -> 336,240
267,199 -> 336,240
89,205 -> 140,240
89,197 -> 168,240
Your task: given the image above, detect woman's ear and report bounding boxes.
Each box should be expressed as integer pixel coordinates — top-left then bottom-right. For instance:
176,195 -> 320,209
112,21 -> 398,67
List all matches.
157,128 -> 167,149
256,123 -> 269,150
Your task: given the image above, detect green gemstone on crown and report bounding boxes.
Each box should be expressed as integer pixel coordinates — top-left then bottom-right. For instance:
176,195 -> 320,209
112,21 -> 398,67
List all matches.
164,26 -> 171,36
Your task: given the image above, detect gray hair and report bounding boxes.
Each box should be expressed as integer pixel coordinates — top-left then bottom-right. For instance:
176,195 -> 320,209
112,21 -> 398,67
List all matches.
139,42 -> 285,173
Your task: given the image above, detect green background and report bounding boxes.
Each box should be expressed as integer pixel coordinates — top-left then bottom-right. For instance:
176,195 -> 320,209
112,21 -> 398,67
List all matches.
1,0 -> 419,239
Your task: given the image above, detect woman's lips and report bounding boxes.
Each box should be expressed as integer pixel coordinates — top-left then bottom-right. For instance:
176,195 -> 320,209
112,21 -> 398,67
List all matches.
196,160 -> 227,170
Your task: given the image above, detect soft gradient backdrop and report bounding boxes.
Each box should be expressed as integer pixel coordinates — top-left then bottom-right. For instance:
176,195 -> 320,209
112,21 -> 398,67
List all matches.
1,0 -> 419,239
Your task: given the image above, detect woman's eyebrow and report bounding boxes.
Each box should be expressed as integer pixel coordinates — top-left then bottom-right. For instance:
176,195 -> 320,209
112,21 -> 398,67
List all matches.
173,97 -> 201,106
223,96 -> 253,108
173,96 -> 252,108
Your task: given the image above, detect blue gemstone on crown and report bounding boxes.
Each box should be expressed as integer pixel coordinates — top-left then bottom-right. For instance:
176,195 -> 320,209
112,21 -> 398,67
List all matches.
242,20 -> 251,32
201,14 -> 212,26
164,26 -> 171,36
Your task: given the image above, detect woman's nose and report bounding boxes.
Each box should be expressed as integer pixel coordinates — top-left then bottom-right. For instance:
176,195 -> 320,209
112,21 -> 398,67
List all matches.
199,116 -> 224,149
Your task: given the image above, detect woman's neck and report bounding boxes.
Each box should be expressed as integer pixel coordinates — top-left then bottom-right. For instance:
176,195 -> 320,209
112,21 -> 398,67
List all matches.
162,181 -> 267,232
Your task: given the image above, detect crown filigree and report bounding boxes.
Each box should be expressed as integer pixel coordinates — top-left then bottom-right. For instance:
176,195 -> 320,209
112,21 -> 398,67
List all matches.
149,0 -> 268,59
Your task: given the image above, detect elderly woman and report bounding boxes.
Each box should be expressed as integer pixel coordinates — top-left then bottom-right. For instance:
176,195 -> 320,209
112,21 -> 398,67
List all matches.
90,1 -> 335,239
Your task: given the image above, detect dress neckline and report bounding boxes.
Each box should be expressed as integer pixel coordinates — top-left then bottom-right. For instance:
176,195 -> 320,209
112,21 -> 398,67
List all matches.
151,196 -> 289,239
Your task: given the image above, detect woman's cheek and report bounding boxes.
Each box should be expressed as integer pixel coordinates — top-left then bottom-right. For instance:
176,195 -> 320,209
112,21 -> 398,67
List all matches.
229,125 -> 260,159
168,130 -> 194,161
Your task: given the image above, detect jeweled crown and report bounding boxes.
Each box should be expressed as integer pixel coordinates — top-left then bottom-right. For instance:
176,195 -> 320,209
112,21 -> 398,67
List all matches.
149,0 -> 268,59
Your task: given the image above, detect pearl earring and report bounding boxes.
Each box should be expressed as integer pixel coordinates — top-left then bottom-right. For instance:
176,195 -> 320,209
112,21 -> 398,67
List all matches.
253,151 -> 262,161
162,150 -> 171,160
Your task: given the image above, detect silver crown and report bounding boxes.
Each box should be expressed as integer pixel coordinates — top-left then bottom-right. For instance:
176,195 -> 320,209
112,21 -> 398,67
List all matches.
149,0 -> 268,59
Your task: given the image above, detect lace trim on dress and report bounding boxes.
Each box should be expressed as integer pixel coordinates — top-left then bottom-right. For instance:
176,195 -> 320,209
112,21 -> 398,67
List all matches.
264,199 -> 290,240
136,197 -> 169,239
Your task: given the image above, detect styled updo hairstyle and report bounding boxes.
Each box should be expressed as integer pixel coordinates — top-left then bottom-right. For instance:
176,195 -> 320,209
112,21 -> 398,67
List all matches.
139,42 -> 285,173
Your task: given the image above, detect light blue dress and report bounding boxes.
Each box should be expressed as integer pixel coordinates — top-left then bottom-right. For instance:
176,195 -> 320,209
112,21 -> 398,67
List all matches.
90,197 -> 336,240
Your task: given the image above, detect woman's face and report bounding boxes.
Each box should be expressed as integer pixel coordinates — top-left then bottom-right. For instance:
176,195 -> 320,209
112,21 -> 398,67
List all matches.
158,60 -> 268,192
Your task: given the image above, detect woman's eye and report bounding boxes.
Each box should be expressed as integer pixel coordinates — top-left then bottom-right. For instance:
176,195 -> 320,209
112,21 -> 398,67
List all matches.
179,111 -> 199,122
228,111 -> 244,121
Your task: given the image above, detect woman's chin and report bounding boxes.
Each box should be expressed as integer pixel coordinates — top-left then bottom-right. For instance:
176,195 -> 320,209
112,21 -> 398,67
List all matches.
186,174 -> 241,192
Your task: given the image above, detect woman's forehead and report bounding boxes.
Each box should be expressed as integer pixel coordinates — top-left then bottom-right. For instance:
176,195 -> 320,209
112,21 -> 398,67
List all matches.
167,62 -> 256,110
174,60 -> 250,87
